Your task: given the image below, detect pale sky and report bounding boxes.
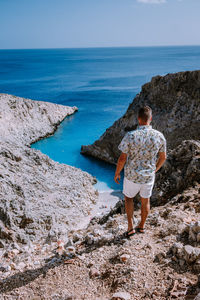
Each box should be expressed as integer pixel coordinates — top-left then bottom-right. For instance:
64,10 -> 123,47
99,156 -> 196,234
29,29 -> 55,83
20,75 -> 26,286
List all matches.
0,0 -> 200,49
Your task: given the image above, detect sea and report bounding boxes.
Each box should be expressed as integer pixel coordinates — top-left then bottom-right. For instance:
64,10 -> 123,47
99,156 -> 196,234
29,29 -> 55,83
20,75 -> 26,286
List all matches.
1,46 -> 200,191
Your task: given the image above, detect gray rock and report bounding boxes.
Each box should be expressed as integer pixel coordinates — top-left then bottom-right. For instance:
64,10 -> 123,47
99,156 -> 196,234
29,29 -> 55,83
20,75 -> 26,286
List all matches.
197,233 -> 200,243
73,233 -> 82,243
183,245 -> 200,263
193,221 -> 200,233
3,265 -> 11,272
65,239 -> 73,248
89,267 -> 100,278
0,94 -> 98,247
16,262 -> 26,271
148,212 -> 162,226
193,259 -> 200,273
111,291 -> 131,300
194,292 -> 200,300
189,228 -> 197,242
0,93 -> 78,146
179,259 -> 185,267
154,252 -> 166,264
85,233 -> 95,245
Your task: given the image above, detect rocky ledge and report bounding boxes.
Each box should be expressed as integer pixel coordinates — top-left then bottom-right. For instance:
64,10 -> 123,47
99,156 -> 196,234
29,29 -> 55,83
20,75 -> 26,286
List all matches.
0,94 -> 98,248
81,70 -> 200,164
0,186 -> 199,299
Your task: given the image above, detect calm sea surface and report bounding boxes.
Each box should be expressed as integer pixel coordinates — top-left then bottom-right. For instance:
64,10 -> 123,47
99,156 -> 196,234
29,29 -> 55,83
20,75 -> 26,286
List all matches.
1,46 -> 200,190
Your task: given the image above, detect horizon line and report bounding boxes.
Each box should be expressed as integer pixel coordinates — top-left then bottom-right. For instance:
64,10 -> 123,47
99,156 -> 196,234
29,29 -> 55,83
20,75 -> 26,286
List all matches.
0,44 -> 200,51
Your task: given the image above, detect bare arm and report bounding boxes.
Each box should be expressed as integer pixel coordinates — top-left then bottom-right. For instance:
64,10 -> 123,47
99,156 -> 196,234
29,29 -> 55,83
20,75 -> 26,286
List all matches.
155,152 -> 167,172
114,152 -> 127,184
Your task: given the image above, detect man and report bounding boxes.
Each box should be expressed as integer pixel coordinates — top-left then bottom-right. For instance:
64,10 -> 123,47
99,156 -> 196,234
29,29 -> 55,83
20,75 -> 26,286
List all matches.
114,106 -> 166,237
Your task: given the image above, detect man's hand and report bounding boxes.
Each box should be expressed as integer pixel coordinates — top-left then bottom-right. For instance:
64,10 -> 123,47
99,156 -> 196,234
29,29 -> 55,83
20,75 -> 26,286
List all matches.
114,173 -> 121,184
114,152 -> 127,184
155,152 -> 167,172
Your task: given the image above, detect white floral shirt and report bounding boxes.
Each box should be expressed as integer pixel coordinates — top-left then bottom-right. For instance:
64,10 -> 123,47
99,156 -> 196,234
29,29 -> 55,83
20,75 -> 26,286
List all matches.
118,125 -> 166,184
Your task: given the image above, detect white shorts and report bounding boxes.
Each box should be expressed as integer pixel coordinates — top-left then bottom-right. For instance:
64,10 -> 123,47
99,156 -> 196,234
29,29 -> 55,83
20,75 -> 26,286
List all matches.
123,177 -> 155,199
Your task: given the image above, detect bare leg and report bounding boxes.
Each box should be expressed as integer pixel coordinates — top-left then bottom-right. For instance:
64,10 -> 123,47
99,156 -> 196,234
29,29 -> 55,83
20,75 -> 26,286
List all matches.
125,196 -> 135,233
138,197 -> 150,230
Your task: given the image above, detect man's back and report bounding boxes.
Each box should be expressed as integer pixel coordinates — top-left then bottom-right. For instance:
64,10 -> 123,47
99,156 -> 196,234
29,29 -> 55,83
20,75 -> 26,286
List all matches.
118,125 -> 166,184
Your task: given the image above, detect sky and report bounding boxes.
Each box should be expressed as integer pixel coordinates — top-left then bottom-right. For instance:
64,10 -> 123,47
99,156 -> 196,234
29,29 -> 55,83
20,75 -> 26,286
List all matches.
0,0 -> 200,49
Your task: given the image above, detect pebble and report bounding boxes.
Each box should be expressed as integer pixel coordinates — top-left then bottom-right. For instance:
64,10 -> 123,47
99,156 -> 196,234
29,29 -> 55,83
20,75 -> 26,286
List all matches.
120,254 -> 130,263
10,262 -> 17,270
179,259 -> 185,267
193,221 -> 200,233
34,261 -> 41,266
112,291 -> 131,300
145,243 -> 152,249
16,262 -> 26,271
89,267 -> 100,278
66,246 -> 76,254
5,265 -> 11,272
11,248 -> 20,256
73,233 -> 82,243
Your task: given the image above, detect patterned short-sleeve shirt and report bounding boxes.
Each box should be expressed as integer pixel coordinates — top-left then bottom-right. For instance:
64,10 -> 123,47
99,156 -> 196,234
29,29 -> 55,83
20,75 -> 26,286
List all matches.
118,125 -> 166,184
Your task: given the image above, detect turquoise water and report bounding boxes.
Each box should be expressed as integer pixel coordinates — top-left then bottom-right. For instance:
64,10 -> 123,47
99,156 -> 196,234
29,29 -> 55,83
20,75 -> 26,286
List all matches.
1,46 -> 200,190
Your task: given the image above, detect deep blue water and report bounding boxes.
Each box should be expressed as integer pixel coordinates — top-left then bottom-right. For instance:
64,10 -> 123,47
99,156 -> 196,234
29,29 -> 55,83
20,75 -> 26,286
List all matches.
1,46 -> 200,190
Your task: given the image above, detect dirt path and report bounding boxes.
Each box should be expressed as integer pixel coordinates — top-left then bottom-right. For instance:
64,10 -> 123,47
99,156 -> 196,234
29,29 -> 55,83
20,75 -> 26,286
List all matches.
0,193 -> 199,300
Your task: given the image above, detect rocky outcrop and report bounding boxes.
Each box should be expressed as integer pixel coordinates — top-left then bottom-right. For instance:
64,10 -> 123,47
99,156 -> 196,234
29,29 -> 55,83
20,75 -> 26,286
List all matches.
0,93 -> 78,146
81,70 -> 200,164
152,139 -> 200,205
0,94 -> 98,247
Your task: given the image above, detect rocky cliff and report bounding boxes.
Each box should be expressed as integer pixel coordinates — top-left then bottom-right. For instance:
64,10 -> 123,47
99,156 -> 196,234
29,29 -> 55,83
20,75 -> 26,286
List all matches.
0,93 -> 77,146
81,70 -> 200,164
0,82 -> 200,299
0,94 -> 98,248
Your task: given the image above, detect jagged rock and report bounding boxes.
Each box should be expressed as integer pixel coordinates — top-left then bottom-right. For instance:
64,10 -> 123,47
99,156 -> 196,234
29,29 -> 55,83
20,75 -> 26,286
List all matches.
0,93 -> 78,146
197,233 -> 200,243
0,94 -> 98,247
171,243 -> 183,256
193,259 -> 200,273
154,252 -> 166,264
147,212 -> 162,226
183,245 -> 199,263
182,221 -> 200,245
193,221 -> 200,233
152,140 -> 200,205
81,70 -> 200,164
172,242 -> 200,266
73,233 -> 82,243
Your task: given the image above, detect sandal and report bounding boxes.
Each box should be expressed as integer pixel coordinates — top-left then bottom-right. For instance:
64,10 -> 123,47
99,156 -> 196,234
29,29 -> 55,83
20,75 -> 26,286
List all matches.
135,227 -> 145,234
123,228 -> 136,238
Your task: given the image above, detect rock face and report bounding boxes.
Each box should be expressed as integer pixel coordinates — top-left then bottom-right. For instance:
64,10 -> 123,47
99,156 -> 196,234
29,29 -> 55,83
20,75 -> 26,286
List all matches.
152,139 -> 200,205
0,93 -> 77,146
0,94 -> 97,247
81,70 -> 200,164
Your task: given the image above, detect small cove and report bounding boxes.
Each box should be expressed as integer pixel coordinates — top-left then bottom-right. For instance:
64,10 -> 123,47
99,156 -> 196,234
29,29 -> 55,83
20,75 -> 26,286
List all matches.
1,46 -> 200,191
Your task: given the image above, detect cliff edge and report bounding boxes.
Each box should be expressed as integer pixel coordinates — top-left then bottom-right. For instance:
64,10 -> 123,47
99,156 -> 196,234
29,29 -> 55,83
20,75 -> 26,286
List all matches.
0,94 -> 98,248
81,70 -> 200,164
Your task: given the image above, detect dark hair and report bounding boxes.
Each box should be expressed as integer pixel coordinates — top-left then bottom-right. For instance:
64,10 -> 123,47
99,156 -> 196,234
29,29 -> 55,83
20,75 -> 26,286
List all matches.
138,106 -> 152,122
